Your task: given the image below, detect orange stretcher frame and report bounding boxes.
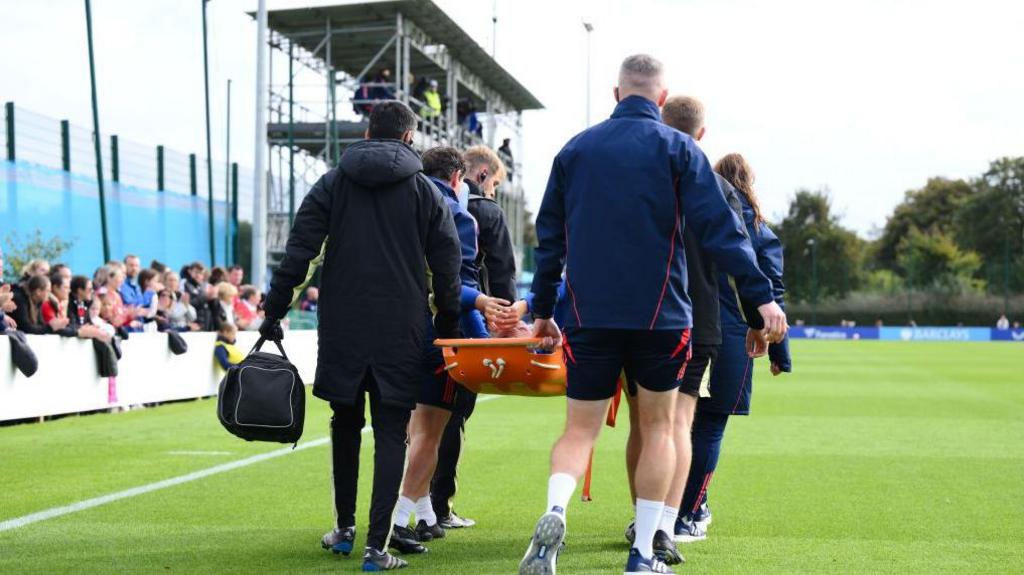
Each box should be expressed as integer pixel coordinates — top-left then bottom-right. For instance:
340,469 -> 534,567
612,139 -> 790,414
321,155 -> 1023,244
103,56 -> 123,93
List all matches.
434,337 -> 624,502
433,338 -> 566,397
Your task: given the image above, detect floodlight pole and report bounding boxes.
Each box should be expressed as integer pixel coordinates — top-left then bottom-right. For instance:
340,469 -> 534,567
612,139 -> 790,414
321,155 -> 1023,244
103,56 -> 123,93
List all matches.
583,21 -> 593,128
225,78 -> 232,265
84,0 -> 110,263
252,0 -> 268,288
202,0 -> 216,266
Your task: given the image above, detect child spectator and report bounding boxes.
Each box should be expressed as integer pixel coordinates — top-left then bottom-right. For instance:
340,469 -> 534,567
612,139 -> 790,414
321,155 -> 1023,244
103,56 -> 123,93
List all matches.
213,322 -> 243,370
68,275 -> 111,341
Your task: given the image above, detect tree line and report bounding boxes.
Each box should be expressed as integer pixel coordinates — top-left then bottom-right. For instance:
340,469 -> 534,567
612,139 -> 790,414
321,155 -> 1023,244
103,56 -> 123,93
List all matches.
775,157 -> 1023,310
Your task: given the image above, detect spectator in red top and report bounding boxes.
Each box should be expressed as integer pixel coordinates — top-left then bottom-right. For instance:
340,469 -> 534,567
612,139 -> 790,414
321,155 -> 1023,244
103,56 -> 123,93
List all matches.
41,272 -> 71,328
234,285 -> 263,331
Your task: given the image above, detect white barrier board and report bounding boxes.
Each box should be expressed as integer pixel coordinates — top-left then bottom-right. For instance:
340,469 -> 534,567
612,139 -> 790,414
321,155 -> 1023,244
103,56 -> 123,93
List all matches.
0,331 -> 319,422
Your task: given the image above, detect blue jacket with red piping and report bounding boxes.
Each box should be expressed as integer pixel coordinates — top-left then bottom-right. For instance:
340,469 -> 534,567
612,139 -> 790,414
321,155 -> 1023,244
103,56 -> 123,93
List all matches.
531,95 -> 773,330
427,176 -> 488,338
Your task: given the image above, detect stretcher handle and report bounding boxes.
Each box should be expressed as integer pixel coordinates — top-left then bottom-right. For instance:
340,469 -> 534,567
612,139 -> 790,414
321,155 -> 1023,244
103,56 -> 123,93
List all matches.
433,337 -> 555,349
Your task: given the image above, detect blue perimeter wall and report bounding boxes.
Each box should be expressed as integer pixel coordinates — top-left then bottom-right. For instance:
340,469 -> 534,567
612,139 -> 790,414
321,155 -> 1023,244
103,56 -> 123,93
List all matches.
3,160 -> 227,276
790,326 -> 1024,342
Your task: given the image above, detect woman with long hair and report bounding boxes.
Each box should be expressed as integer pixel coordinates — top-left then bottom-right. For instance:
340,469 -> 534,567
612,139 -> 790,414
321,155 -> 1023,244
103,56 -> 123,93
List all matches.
676,153 -> 792,541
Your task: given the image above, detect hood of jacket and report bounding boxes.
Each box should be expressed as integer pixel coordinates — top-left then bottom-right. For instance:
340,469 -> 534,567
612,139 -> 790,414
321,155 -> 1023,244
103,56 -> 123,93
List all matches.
340,139 -> 422,188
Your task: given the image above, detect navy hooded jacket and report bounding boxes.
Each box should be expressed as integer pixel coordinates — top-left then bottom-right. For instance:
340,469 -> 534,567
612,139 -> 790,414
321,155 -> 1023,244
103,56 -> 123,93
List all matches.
531,95 -> 774,330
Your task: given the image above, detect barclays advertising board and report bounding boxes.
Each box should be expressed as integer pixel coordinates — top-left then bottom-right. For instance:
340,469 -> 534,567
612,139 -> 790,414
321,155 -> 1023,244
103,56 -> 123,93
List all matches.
788,327 -> 879,340
879,327 -> 992,342
991,329 -> 1024,342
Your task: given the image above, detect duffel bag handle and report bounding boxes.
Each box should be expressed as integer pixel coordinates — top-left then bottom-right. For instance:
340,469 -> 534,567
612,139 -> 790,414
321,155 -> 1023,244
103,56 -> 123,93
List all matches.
250,336 -> 290,361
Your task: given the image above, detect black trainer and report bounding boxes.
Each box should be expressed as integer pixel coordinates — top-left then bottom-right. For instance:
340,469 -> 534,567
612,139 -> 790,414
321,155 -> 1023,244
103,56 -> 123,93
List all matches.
389,525 -> 428,554
653,530 -> 685,566
415,520 -> 445,542
362,547 -> 408,571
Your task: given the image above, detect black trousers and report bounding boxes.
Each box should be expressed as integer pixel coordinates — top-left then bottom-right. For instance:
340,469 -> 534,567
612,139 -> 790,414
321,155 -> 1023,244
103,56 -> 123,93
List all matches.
330,374 -> 412,551
430,388 -> 477,518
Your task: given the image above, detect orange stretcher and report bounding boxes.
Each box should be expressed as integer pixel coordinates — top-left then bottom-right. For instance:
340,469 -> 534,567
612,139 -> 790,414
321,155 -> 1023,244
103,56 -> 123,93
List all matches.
433,337 -> 624,501
433,337 -> 566,396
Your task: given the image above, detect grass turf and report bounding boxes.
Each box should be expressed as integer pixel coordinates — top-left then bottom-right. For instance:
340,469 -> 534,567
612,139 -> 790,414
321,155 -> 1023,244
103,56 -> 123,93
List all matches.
1,340 -> 1022,574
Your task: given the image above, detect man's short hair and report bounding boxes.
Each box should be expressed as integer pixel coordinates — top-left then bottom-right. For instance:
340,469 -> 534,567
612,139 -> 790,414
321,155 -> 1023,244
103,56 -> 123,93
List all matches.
124,254 -> 139,263
70,275 -> 90,294
464,146 -> 507,181
368,101 -> 418,140
662,96 -> 705,137
618,54 -> 664,95
421,146 -> 466,181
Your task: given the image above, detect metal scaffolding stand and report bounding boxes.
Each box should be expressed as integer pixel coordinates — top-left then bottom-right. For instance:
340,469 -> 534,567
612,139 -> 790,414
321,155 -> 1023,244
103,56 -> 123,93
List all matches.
255,0 -> 543,275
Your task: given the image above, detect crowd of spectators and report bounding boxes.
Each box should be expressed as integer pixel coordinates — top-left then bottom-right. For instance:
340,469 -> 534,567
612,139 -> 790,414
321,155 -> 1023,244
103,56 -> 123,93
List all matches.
0,251 -> 272,342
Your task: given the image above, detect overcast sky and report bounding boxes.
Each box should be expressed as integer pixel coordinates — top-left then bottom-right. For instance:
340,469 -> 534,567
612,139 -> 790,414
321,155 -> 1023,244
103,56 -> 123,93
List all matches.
2,0 -> 1022,235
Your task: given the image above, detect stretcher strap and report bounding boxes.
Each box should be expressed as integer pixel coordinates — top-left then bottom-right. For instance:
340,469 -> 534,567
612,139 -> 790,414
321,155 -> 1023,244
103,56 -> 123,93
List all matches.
606,376 -> 624,428
581,450 -> 594,502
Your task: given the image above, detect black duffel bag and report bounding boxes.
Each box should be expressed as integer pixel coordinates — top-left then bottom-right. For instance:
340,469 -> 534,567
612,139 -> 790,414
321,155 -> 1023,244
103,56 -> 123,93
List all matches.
217,337 -> 304,444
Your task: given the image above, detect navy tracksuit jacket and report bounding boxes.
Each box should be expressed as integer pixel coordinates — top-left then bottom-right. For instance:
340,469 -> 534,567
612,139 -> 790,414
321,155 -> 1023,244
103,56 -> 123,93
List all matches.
531,95 -> 773,331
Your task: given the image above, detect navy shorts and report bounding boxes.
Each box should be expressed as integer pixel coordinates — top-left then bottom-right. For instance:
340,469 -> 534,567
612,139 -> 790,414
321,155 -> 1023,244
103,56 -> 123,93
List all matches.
417,343 -> 464,412
563,327 -> 692,401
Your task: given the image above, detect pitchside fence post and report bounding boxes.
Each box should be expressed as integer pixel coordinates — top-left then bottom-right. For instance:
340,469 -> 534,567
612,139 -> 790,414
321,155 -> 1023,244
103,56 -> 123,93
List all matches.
157,145 -> 165,191
5,102 -> 14,161
110,135 -> 119,183
190,153 -> 197,196
60,120 -> 70,171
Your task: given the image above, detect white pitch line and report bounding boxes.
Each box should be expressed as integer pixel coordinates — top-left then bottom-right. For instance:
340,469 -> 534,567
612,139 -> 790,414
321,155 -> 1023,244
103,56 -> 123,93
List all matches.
166,451 -> 234,456
0,395 -> 502,532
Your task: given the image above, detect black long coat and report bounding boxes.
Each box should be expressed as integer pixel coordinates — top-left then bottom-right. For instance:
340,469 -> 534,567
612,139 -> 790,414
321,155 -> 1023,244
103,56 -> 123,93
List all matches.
264,139 -> 462,408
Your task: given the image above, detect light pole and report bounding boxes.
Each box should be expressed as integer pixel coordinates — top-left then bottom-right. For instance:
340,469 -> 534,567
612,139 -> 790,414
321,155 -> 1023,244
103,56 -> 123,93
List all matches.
84,0 -> 110,263
583,21 -> 593,128
807,237 -> 818,325
202,0 -> 216,266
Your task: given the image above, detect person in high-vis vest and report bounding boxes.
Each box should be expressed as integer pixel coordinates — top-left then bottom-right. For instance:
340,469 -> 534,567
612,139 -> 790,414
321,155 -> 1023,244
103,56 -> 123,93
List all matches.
421,79 -> 442,118
213,323 -> 243,370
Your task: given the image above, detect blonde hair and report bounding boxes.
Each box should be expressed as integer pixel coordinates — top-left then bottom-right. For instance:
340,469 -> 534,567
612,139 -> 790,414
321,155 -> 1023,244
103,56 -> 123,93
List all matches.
714,153 -> 766,229
463,146 -> 507,183
216,281 -> 237,302
661,96 -> 704,137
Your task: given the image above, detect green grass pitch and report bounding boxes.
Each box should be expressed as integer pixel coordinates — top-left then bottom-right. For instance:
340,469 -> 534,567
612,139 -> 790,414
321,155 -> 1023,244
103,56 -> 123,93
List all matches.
1,340 -> 1022,574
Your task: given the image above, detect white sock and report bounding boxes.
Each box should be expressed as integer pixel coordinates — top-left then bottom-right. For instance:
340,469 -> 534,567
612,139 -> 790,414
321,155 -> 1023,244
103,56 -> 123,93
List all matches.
415,496 -> 437,526
395,496 -> 415,527
546,472 -> 577,515
634,498 -> 665,559
660,505 -> 679,535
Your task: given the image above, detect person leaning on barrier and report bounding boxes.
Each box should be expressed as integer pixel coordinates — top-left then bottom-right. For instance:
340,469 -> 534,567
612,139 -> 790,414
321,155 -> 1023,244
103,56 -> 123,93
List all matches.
259,100 -> 463,572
